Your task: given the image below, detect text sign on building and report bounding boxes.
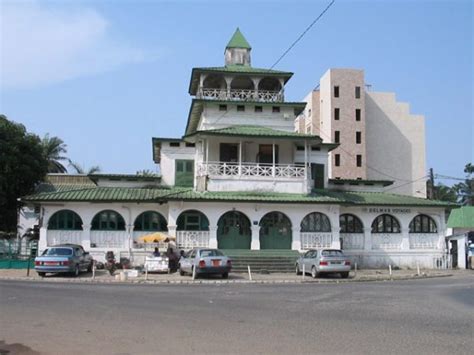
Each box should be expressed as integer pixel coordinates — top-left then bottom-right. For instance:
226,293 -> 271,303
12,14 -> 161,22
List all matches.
362,207 -> 412,214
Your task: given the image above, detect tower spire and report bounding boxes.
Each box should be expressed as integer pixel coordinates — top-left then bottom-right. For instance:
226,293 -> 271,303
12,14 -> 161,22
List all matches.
224,28 -> 252,66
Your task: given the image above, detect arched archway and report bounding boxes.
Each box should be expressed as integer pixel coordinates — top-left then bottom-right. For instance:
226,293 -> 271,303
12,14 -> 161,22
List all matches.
203,74 -> 226,90
134,211 -> 168,232
217,211 -> 251,249
258,77 -> 282,92
259,212 -> 292,249
371,214 -> 400,233
48,210 -> 83,230
230,76 -> 254,90
176,210 -> 209,231
300,212 -> 331,232
91,210 -> 126,231
409,214 -> 437,233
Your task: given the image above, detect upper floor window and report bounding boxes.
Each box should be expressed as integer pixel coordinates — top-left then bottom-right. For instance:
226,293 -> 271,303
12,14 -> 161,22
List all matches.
355,86 -> 361,99
334,86 -> 340,98
334,108 -> 340,120
356,109 -> 361,121
219,104 -> 227,111
356,155 -> 362,167
335,131 -> 340,143
371,214 -> 400,233
237,105 -> 245,112
272,106 -> 280,113
255,106 -> 263,112
185,142 -> 195,147
356,131 -> 361,144
169,142 -> 180,147
409,215 -> 438,233
335,154 -> 340,167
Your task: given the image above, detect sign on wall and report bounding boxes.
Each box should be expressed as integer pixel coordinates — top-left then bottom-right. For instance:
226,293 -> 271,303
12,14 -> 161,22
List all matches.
362,207 -> 412,214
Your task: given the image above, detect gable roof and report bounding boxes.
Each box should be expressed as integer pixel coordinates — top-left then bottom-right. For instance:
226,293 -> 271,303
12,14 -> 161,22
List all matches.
226,28 -> 251,49
447,206 -> 474,229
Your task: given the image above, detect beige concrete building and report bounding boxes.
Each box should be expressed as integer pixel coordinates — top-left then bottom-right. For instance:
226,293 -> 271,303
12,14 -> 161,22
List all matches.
297,68 -> 426,197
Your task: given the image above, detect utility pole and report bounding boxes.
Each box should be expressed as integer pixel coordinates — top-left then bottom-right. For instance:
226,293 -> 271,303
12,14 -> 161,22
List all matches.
429,168 -> 435,200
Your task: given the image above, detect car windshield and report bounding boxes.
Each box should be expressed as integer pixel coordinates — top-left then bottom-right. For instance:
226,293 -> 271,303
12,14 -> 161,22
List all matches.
321,250 -> 344,257
42,248 -> 73,256
199,249 -> 224,257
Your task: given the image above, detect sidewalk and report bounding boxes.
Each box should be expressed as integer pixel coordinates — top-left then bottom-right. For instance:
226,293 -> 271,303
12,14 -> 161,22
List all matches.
0,268 -> 463,285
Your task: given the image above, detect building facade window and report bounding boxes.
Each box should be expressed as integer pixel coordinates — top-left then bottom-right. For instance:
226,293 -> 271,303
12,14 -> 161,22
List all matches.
334,108 -> 340,120
134,211 -> 168,231
334,86 -> 339,98
91,210 -> 126,231
356,131 -> 361,144
335,131 -> 340,143
169,142 -> 180,147
356,109 -> 361,121
272,106 -> 280,113
371,214 -> 400,233
255,106 -> 263,112
409,214 -> 438,233
219,104 -> 227,111
237,105 -> 245,112
356,155 -> 362,167
335,154 -> 340,167
301,212 -> 331,232
355,86 -> 361,99
340,214 -> 363,233
177,210 -> 210,231
48,210 -> 83,230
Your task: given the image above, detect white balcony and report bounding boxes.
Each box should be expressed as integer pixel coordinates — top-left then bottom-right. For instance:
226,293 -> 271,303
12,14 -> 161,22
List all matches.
198,162 -> 306,180
198,88 -> 283,102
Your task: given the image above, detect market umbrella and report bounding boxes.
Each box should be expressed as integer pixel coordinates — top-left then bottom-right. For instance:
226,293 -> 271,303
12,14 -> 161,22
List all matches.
137,232 -> 176,243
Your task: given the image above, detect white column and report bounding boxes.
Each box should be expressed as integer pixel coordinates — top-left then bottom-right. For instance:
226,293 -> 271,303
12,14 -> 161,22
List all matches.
303,140 -> 308,192
209,226 -> 218,248
38,226 -> 48,253
363,227 -> 372,251
331,226 -> 341,249
291,226 -> 301,251
272,141 -> 276,178
82,224 -> 91,250
251,225 -> 260,250
239,140 -> 242,176
401,228 -> 410,250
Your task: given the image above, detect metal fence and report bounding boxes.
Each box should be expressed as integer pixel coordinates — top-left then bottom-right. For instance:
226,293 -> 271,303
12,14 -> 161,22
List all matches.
0,238 -> 38,269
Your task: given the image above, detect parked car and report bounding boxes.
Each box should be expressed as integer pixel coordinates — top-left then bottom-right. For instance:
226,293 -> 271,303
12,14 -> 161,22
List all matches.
35,244 -> 93,277
296,249 -> 351,278
178,248 -> 232,279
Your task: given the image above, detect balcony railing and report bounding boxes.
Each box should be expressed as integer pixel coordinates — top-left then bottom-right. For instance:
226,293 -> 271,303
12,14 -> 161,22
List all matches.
198,88 -> 283,102
176,231 -> 210,250
301,232 -> 332,250
198,162 -> 306,180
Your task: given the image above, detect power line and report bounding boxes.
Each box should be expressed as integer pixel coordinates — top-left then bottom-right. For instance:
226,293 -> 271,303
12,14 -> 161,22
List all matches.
270,0 -> 336,69
383,175 -> 429,192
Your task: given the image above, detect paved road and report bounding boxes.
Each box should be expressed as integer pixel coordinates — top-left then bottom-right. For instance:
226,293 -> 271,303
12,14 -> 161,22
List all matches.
0,275 -> 473,355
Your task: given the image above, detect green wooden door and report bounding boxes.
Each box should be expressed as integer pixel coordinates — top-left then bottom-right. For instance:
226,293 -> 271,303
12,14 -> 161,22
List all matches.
217,212 -> 251,249
175,160 -> 194,187
311,163 -> 325,189
259,212 -> 292,249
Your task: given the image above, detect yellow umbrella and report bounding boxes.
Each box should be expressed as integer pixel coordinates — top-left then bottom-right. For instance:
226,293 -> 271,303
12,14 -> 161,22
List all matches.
137,232 -> 176,243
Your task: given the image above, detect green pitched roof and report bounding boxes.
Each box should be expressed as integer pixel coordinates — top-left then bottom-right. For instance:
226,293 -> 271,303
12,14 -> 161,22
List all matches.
185,125 -> 322,141
22,186 -> 454,207
226,28 -> 251,49
447,206 -> 474,228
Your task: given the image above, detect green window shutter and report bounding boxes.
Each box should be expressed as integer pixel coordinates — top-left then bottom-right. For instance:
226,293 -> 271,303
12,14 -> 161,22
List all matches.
175,159 -> 194,187
312,164 -> 325,189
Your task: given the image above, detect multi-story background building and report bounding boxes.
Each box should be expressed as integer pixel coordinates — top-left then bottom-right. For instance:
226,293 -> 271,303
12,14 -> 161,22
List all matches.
296,69 -> 426,197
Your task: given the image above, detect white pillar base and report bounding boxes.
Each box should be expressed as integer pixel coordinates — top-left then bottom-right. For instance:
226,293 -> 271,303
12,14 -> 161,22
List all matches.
251,226 -> 260,250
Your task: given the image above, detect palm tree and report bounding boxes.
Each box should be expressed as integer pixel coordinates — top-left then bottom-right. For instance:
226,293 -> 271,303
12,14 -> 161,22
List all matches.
68,160 -> 101,175
41,134 -> 68,173
453,163 -> 474,206
136,169 -> 159,177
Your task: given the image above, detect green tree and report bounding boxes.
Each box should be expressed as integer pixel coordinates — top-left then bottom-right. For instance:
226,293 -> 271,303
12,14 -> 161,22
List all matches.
41,133 -> 68,173
136,169 -> 159,177
68,160 -> 101,175
433,183 -> 458,203
453,163 -> 473,205
0,115 -> 48,232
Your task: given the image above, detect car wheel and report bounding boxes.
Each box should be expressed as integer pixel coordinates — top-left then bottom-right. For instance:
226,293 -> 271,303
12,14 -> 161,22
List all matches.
38,272 -> 45,277
311,266 -> 318,279
74,265 -> 80,277
341,272 -> 349,279
222,272 -> 229,279
296,264 -> 302,275
87,262 -> 93,273
179,265 -> 185,276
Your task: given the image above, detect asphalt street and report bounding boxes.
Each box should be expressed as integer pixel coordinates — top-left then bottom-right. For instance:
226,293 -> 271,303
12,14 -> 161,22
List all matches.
0,274 -> 473,355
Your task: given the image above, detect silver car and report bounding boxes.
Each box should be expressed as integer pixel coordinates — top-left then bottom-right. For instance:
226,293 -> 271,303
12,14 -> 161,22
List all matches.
296,249 -> 351,278
35,244 -> 93,277
178,248 -> 232,279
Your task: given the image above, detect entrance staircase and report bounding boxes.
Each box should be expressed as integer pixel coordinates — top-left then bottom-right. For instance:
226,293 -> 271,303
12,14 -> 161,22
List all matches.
221,250 -> 301,273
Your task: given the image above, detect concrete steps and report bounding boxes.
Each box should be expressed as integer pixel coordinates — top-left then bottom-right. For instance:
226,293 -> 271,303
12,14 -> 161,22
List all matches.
222,250 -> 300,273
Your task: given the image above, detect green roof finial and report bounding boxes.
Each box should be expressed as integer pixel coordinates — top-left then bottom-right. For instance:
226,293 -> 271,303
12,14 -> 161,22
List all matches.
226,28 -> 251,49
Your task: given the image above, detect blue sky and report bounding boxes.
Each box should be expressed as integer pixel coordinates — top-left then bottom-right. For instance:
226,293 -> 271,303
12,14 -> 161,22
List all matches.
1,0 -> 472,185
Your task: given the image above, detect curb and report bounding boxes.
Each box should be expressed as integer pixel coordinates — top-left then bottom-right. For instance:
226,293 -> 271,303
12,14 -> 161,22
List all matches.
0,273 -> 453,285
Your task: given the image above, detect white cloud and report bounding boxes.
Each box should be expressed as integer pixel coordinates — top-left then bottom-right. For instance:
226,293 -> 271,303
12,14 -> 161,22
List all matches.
0,0 -> 151,89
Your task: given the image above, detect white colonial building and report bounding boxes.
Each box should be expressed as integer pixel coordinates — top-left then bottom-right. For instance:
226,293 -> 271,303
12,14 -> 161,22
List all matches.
21,29 -> 452,268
